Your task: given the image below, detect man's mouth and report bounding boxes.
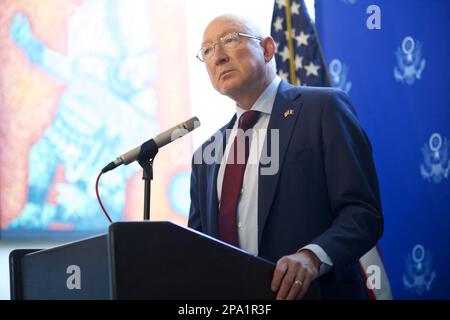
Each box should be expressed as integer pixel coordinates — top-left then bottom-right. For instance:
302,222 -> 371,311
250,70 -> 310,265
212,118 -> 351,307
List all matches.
219,70 -> 235,80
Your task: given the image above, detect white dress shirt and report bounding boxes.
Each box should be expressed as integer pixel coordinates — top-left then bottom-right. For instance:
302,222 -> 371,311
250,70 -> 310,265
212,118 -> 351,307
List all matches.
217,76 -> 333,275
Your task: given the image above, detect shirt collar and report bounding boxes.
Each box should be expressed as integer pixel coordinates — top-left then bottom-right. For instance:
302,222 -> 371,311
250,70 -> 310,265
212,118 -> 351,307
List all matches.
235,75 -> 281,120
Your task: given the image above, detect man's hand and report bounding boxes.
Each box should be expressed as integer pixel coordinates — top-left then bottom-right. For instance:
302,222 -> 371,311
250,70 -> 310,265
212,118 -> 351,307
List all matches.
271,250 -> 321,300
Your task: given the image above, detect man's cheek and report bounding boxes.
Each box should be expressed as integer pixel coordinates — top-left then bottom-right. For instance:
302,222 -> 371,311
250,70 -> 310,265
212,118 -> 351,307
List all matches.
207,71 -> 216,85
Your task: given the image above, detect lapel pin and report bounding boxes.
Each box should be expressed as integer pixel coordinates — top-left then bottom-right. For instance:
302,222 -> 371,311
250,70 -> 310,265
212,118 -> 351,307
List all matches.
284,108 -> 295,118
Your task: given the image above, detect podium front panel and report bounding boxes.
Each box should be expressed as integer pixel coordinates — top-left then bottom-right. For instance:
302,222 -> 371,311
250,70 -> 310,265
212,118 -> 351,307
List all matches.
109,221 -> 276,299
12,235 -> 110,299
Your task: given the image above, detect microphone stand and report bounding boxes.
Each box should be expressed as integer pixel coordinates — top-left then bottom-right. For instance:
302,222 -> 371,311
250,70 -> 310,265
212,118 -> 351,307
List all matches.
138,158 -> 153,220
137,140 -> 159,221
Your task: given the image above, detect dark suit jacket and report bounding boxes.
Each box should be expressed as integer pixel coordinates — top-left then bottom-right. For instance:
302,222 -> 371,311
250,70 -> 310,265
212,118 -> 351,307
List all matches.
188,80 -> 383,299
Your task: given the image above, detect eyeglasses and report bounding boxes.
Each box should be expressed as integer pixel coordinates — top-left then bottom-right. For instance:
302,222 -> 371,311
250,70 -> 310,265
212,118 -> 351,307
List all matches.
196,32 -> 263,62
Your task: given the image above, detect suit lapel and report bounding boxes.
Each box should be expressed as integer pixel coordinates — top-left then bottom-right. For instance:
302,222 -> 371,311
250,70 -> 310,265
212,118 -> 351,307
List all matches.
258,81 -> 304,246
206,114 -> 236,238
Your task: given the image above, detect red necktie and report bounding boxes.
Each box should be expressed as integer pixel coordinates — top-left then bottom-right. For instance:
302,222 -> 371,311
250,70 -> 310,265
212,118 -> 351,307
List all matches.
219,110 -> 261,246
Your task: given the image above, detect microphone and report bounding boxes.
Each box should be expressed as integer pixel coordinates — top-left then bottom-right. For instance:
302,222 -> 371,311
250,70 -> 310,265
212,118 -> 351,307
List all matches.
101,116 -> 200,173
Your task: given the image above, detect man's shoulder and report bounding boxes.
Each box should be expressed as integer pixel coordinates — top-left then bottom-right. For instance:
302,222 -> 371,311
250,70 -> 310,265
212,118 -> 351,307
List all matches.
280,81 -> 346,99
278,82 -> 355,116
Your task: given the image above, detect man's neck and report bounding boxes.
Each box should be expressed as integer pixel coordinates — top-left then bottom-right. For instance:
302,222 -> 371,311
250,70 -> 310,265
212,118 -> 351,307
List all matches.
233,74 -> 276,110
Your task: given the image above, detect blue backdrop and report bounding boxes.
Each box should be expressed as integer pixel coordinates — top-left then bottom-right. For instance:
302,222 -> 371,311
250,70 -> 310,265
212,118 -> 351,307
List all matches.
315,0 -> 450,299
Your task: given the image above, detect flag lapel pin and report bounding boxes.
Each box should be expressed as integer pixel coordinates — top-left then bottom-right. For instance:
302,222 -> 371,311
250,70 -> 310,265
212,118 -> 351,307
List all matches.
284,108 -> 295,118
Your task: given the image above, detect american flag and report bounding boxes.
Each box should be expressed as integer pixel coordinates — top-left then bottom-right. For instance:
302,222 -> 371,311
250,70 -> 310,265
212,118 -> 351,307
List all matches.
271,0 -> 329,87
271,0 -> 393,300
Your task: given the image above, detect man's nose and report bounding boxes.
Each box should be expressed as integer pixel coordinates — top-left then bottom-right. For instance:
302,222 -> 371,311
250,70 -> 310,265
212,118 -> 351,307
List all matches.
213,45 -> 229,65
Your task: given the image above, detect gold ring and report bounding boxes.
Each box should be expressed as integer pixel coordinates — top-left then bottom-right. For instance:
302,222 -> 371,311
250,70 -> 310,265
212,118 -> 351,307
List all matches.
294,280 -> 303,286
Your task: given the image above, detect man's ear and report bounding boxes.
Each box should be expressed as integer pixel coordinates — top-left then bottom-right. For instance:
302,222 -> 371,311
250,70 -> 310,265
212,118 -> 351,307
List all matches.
262,37 -> 276,62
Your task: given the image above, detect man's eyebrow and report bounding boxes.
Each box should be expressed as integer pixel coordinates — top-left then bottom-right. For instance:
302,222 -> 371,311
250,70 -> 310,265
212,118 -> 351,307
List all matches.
201,30 -> 239,47
201,39 -> 212,47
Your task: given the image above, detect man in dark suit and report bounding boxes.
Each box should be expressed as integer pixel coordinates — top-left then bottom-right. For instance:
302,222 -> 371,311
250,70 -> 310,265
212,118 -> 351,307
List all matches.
188,14 -> 383,300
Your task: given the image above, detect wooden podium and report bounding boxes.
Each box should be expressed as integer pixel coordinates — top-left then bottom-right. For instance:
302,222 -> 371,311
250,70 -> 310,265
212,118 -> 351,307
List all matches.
9,221 -> 277,300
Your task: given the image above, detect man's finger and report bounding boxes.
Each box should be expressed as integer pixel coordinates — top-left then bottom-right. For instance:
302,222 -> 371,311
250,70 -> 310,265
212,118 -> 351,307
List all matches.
275,265 -> 297,300
271,259 -> 287,292
285,267 -> 307,300
296,274 -> 313,300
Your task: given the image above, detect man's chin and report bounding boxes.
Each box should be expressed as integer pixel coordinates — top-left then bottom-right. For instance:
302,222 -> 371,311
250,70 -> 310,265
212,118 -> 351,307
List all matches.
218,81 -> 240,97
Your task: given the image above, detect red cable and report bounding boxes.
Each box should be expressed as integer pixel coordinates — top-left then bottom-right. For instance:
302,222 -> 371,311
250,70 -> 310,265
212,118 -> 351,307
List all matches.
96,172 -> 113,224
